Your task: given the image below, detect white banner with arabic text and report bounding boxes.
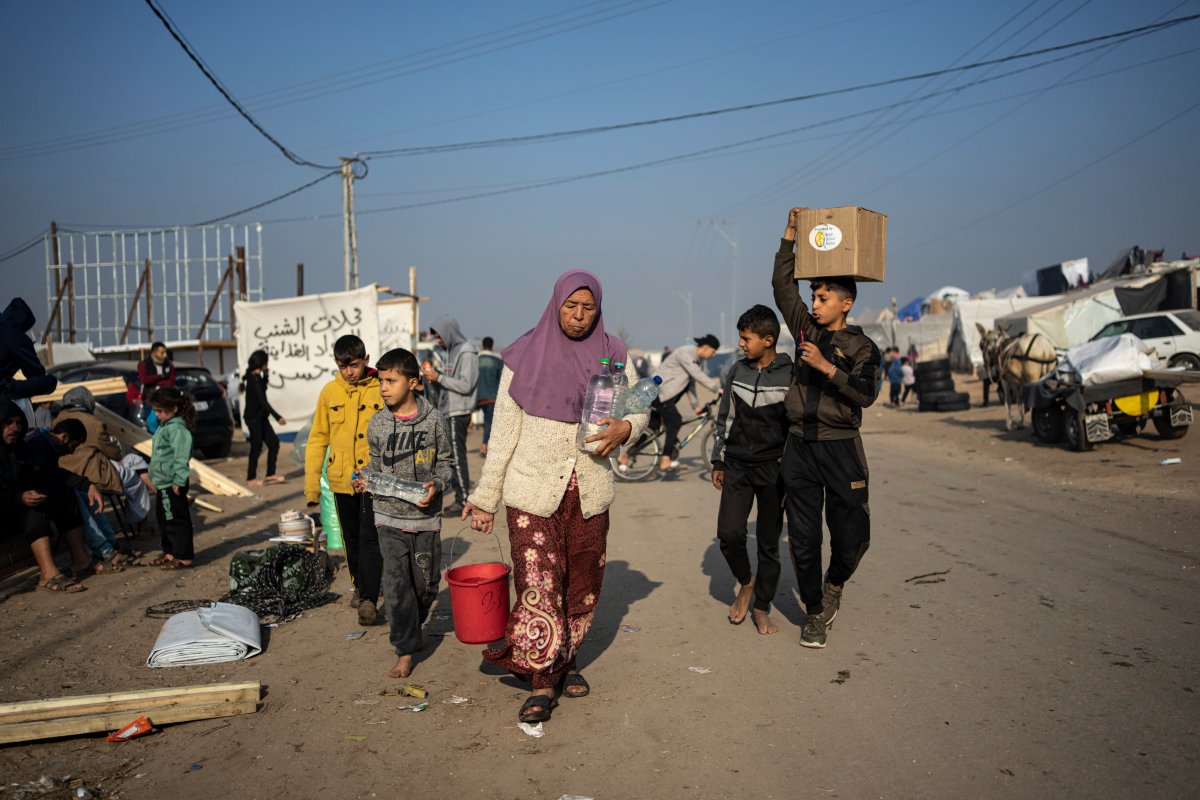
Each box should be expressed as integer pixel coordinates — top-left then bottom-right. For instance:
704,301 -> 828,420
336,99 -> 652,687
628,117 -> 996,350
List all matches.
235,285 -> 380,435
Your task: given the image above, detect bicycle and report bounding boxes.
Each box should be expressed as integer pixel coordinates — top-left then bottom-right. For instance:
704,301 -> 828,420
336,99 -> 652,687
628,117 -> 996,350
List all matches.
611,399 -> 720,482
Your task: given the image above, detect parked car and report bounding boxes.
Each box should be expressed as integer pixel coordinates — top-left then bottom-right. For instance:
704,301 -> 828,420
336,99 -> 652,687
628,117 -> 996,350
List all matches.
52,360 -> 234,459
1090,310 -> 1200,370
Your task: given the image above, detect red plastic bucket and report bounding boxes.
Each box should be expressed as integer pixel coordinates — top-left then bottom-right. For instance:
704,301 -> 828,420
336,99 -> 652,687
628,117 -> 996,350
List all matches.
445,532 -> 511,644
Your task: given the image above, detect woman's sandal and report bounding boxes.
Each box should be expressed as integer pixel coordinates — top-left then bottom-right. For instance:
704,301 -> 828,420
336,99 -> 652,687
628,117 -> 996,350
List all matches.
562,673 -> 590,698
39,574 -> 87,593
518,694 -> 557,723
263,475 -> 286,485
91,559 -> 125,575
159,560 -> 192,570
146,555 -> 171,567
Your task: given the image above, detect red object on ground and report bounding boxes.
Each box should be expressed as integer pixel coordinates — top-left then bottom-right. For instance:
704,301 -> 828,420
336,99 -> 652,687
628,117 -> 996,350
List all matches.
106,715 -> 154,742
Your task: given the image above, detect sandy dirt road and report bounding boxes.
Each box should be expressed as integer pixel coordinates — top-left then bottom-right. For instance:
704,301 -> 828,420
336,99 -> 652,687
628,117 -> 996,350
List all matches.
1,376 -> 1197,799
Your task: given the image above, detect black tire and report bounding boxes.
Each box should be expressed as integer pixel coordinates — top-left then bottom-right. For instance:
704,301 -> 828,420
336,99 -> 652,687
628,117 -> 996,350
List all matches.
699,428 -> 716,475
1065,411 -> 1094,452
915,357 -> 951,375
934,401 -> 970,412
919,378 -> 955,394
916,365 -> 951,381
612,433 -> 663,481
1115,419 -> 1141,438
920,390 -> 961,405
202,440 -> 232,459
1152,413 -> 1188,440
1032,406 -> 1065,443
1168,353 -> 1200,371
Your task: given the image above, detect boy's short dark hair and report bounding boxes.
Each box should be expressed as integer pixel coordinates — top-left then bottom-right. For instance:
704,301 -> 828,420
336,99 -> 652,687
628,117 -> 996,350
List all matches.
482,336 -> 494,350
52,417 -> 87,445
810,277 -> 858,301
736,304 -> 780,341
333,335 -> 367,364
376,348 -> 420,379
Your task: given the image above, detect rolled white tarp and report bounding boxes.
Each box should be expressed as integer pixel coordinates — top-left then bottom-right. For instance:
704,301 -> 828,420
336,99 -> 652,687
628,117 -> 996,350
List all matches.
147,603 -> 263,668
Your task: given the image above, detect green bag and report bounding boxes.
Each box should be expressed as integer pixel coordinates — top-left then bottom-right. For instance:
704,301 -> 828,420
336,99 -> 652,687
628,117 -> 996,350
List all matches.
320,450 -> 344,550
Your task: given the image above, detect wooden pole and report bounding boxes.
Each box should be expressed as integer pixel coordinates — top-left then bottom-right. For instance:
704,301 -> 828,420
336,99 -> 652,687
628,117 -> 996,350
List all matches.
120,260 -> 153,345
296,263 -> 304,296
145,257 -> 153,341
66,263 -> 75,344
409,266 -> 418,350
49,221 -> 61,342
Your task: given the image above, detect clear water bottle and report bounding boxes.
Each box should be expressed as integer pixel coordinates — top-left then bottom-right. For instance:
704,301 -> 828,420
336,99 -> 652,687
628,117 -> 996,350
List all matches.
610,361 -> 629,419
619,376 -> 663,416
354,470 -> 429,504
576,357 -> 615,454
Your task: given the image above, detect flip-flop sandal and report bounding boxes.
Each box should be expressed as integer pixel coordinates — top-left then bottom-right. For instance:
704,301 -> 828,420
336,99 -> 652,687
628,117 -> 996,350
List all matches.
39,574 -> 87,593
159,560 -> 192,570
91,559 -> 125,575
518,694 -> 557,723
145,555 -> 171,567
562,673 -> 590,698
727,611 -> 747,625
264,476 -> 287,484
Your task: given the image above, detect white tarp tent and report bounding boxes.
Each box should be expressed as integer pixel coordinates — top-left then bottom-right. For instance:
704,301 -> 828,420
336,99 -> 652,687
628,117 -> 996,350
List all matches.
994,284 -> 1129,350
947,297 -> 1046,371
235,285 -> 381,435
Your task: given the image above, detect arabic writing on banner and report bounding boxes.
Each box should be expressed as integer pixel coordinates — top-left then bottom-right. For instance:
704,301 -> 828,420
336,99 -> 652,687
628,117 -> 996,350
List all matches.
378,301 -> 417,353
235,286 -> 380,434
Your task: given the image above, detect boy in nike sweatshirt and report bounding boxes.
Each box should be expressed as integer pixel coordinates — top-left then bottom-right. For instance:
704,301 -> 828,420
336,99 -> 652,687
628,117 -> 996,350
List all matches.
353,348 -> 455,679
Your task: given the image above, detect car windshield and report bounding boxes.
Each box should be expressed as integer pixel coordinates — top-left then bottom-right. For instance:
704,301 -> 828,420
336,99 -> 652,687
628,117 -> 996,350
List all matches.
175,370 -> 217,391
1092,320 -> 1133,340
1173,310 -> 1200,332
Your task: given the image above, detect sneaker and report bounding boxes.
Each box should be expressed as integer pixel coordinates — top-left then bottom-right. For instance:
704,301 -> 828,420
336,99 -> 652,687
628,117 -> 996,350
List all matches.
357,599 -> 377,626
441,502 -> 465,518
820,582 -> 842,628
800,614 -> 828,649
348,588 -> 360,609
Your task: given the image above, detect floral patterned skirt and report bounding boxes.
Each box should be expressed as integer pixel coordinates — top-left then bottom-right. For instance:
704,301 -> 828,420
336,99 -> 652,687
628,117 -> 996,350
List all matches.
484,473 -> 609,690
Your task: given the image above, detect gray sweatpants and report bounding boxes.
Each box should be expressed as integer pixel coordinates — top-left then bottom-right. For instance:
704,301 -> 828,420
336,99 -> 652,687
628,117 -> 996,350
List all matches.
378,525 -> 442,657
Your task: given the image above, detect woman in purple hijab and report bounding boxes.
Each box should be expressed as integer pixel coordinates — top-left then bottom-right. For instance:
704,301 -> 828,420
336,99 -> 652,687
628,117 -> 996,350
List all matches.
463,270 -> 650,724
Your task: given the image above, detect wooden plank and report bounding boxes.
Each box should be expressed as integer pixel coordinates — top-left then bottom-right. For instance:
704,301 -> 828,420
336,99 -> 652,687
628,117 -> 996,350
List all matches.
191,496 -> 222,513
0,682 -> 260,725
30,376 -> 128,405
92,405 -> 253,498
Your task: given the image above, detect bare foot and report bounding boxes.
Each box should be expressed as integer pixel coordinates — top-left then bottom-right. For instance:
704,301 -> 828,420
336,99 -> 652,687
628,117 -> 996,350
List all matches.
388,655 -> 414,679
752,609 -> 779,635
247,479 -> 265,487
728,580 -> 754,624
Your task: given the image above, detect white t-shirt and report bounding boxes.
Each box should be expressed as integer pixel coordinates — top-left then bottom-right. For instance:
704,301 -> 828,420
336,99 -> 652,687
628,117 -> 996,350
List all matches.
901,364 -> 915,386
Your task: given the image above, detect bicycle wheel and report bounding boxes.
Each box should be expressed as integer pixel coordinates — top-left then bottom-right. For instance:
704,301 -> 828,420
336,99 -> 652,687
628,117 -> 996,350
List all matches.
699,426 -> 716,474
611,433 -> 662,482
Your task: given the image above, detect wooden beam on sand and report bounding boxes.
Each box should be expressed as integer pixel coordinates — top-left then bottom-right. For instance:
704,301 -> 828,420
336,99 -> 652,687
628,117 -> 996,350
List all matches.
30,376 -> 128,405
92,405 -> 253,498
0,682 -> 260,744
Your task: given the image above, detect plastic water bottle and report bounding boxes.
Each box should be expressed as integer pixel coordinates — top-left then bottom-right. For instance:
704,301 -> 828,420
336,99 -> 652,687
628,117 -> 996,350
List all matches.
576,357 -> 615,454
610,361 -> 629,420
354,470 -> 428,504
618,376 -> 663,416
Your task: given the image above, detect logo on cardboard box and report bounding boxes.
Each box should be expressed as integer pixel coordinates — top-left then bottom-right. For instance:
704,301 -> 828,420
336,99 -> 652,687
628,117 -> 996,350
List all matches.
808,223 -> 842,252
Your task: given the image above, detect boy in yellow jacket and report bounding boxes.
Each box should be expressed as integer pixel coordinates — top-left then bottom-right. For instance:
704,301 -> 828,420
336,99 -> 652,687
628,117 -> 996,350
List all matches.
305,334 -> 385,621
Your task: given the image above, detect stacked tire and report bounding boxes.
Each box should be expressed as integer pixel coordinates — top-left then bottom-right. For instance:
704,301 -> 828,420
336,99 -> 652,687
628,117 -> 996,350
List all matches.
915,358 -> 970,412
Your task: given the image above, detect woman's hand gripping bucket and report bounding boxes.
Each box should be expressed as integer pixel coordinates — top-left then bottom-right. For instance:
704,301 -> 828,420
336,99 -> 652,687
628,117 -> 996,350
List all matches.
445,528 -> 511,644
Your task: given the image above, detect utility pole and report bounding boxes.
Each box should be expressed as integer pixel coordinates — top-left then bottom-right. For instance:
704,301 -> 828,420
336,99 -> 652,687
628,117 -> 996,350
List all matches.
701,219 -> 739,345
409,266 -> 419,351
678,290 -> 694,341
341,157 -> 359,290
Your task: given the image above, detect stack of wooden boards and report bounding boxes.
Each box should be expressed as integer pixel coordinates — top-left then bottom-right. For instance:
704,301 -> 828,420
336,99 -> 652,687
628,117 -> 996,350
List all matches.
0,681 -> 260,744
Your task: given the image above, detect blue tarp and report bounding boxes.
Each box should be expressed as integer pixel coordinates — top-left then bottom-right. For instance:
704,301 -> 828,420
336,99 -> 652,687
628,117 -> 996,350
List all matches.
898,297 -> 924,322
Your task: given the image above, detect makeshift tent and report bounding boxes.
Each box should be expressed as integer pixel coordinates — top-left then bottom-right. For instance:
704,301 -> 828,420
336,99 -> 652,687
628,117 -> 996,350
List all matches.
1022,258 -> 1088,297
893,314 -> 955,359
947,297 -> 1047,372
897,297 -> 924,322
926,286 -> 971,303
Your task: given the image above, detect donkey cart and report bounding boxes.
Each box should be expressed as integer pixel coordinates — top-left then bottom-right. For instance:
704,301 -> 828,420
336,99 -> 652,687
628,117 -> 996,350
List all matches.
1021,370 -> 1196,452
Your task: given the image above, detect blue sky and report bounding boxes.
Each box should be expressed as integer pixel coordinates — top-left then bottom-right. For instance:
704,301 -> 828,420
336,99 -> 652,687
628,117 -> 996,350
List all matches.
2,0 -> 1198,350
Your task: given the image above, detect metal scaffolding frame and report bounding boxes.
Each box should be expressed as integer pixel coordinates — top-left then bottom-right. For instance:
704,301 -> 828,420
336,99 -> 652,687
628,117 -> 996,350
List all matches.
43,223 -> 263,349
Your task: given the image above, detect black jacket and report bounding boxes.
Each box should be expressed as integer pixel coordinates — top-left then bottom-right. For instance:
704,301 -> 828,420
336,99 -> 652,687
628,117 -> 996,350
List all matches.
0,399 -> 89,515
242,372 -> 282,423
710,352 -> 794,467
0,298 -> 56,400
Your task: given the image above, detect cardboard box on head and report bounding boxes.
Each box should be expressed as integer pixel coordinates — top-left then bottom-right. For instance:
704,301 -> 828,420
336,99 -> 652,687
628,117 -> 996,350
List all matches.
794,206 -> 887,282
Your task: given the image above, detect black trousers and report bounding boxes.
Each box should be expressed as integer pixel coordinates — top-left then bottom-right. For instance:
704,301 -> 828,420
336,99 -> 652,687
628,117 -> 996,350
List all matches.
246,416 -> 279,480
901,384 -> 914,403
652,390 -> 686,459
335,492 -> 381,604
781,435 -> 871,616
447,414 -> 470,505
378,526 -> 441,656
716,459 -> 784,612
888,381 -> 901,406
156,481 -> 194,561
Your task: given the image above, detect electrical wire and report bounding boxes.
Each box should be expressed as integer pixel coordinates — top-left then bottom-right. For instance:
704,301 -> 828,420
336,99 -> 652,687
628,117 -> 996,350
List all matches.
0,231 -> 47,264
358,13 -> 1200,160
143,0 -> 340,170
196,169 -> 343,225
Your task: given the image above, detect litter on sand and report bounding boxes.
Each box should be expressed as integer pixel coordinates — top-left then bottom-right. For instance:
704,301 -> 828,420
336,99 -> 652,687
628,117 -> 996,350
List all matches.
353,699 -> 380,706
105,715 -> 154,743
400,685 -> 427,699
443,695 -> 470,705
688,666 -> 712,674
620,625 -> 641,633
397,702 -> 428,713
559,796 -> 595,800
517,722 -> 545,738
1160,457 -> 1182,466
344,630 -> 367,640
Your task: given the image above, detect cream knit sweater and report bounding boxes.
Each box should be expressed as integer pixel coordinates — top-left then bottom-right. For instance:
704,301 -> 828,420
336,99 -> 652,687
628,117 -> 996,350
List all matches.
468,364 -> 649,520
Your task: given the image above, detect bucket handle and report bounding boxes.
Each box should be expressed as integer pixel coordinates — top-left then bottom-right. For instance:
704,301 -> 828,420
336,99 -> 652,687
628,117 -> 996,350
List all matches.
446,526 -> 510,571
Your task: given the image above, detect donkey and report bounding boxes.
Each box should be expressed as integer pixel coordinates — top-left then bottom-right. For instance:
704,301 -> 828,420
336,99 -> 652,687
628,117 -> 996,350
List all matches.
978,324 -> 1057,430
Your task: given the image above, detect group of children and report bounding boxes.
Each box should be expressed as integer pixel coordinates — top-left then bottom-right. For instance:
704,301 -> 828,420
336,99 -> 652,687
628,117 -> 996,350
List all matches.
883,347 -> 916,407
710,207 -> 880,649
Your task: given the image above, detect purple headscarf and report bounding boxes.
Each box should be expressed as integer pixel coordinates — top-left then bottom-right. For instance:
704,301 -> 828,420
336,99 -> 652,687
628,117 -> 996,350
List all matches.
503,270 -> 628,423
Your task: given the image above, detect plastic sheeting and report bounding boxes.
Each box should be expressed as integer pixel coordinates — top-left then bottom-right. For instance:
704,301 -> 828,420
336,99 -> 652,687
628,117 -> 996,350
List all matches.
147,602 -> 262,667
947,297 -> 1047,371
1061,333 -> 1154,388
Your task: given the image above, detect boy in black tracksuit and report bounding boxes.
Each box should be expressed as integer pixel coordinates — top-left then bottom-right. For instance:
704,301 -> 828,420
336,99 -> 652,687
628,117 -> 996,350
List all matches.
710,305 -> 793,636
772,207 -> 881,649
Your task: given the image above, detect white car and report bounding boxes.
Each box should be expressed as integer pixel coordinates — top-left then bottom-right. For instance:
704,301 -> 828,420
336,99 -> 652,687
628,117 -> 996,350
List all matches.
1090,310 -> 1200,370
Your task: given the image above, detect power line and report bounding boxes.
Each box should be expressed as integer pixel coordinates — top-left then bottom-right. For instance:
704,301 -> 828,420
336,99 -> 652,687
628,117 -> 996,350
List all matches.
358,13 -> 1200,160
197,169 -> 343,225
143,0 -> 340,170
0,231 -> 47,264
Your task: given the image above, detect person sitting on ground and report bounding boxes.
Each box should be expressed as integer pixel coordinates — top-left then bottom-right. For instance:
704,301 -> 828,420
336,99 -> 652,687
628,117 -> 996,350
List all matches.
773,206 -> 881,649
351,348 -> 453,678
0,402 -> 101,593
0,298 -> 57,410
475,336 -> 504,458
147,388 -> 196,569
710,304 -> 793,635
422,315 -> 478,516
241,349 -> 286,486
305,334 -> 384,620
645,334 -> 722,473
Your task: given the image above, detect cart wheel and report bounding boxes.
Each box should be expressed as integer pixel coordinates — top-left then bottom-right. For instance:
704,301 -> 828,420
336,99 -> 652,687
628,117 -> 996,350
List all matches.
1032,406 -> 1065,443
1065,410 -> 1094,452
1114,419 -> 1141,438
1152,413 -> 1188,440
